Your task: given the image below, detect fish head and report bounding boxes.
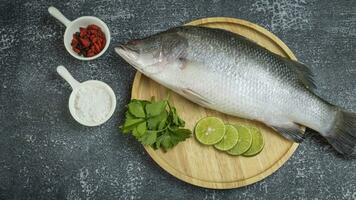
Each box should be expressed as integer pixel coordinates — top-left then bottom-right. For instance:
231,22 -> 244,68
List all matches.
115,29 -> 188,79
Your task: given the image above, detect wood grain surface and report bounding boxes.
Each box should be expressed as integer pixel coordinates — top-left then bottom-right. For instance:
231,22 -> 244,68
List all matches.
131,17 -> 302,189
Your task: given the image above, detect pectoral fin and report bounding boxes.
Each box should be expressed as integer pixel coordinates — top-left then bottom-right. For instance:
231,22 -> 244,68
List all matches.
182,88 -> 213,107
271,123 -> 305,143
177,58 -> 203,70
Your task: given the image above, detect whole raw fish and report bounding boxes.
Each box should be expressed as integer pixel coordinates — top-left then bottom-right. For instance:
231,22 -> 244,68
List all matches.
116,26 -> 356,156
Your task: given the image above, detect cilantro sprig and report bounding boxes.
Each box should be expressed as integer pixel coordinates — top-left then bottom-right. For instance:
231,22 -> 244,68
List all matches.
120,97 -> 191,151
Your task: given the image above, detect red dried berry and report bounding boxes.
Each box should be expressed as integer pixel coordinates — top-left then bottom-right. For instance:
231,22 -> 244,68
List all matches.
94,43 -> 101,53
90,45 -> 95,52
86,52 -> 95,57
71,38 -> 78,47
71,24 -> 106,57
73,47 -> 81,53
79,27 -> 87,37
87,24 -> 101,31
92,37 -> 98,43
79,38 -> 90,48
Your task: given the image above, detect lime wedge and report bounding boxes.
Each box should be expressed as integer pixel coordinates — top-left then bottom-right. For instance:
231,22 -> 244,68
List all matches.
242,126 -> 264,157
227,125 -> 253,155
195,117 -> 225,145
214,125 -> 239,151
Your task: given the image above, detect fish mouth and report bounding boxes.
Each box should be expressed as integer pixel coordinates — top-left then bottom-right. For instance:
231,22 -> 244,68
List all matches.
115,44 -> 139,61
115,44 -> 144,72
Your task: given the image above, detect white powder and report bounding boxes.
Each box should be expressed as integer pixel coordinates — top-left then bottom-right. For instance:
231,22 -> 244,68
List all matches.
74,85 -> 112,124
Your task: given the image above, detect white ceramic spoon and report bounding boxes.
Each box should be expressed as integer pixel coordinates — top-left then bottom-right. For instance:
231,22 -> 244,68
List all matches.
57,65 -> 116,126
48,6 -> 111,61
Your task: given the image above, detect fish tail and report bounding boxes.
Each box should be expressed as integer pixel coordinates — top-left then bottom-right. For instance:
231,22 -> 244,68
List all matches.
324,108 -> 356,157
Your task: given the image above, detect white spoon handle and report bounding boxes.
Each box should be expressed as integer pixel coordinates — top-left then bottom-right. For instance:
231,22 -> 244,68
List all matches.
48,6 -> 71,27
57,66 -> 80,89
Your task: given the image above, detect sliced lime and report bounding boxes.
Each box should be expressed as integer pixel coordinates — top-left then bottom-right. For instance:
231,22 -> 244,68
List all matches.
195,117 -> 225,145
242,126 -> 264,157
214,125 -> 239,151
227,125 -> 253,155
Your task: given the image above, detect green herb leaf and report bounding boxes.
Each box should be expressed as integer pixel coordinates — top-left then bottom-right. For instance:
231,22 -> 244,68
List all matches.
145,100 -> 167,117
123,118 -> 145,130
167,102 -> 185,127
131,122 -> 147,139
128,101 -> 146,118
178,117 -> 185,127
173,128 -> 192,139
136,122 -> 147,136
132,127 -> 139,137
137,99 -> 151,109
125,111 -> 136,120
171,107 -> 179,125
158,132 -> 173,149
155,135 -> 162,149
158,117 -> 167,130
147,110 -> 168,130
157,128 -> 192,150
120,97 -> 191,151
139,131 -> 157,145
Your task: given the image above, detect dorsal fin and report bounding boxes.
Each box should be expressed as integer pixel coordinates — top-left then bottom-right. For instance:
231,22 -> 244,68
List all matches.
284,58 -> 316,90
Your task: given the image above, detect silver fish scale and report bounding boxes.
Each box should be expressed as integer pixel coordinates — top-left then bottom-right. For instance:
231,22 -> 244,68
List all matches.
174,26 -> 335,134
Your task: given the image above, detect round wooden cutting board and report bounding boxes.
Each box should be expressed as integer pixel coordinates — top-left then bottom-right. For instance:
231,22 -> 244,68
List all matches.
131,17 -> 301,189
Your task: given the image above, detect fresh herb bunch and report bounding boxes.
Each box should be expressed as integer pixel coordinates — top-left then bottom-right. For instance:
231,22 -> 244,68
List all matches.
120,97 -> 191,150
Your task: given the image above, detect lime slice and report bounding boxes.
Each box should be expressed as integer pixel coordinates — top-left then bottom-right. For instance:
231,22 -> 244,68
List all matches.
214,125 -> 239,151
195,117 -> 225,145
242,126 -> 264,157
227,125 -> 253,155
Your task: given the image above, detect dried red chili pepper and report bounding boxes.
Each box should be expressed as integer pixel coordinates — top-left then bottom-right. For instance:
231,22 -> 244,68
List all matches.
71,24 -> 106,57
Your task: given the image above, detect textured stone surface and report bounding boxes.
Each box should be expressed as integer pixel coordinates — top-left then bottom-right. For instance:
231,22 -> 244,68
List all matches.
0,0 -> 356,199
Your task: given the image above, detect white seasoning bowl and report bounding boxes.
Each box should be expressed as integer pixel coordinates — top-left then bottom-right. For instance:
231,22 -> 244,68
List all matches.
48,6 -> 111,61
57,65 -> 116,126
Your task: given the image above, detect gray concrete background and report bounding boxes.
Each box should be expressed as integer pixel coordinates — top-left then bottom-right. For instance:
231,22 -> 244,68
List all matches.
0,0 -> 356,199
